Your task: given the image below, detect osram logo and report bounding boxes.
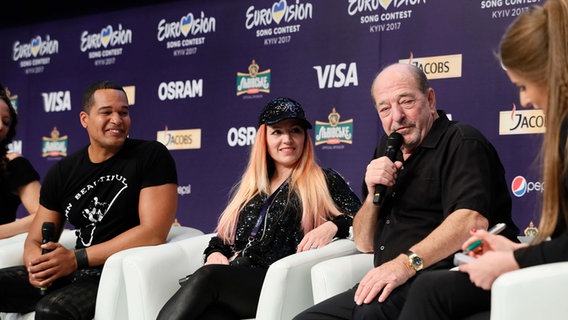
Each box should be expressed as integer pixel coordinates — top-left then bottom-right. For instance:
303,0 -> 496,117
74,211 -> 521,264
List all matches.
511,175 -> 543,197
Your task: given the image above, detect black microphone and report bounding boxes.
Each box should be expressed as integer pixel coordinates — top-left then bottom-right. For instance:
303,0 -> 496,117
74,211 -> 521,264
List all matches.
373,132 -> 403,205
39,222 -> 56,295
41,222 -> 56,254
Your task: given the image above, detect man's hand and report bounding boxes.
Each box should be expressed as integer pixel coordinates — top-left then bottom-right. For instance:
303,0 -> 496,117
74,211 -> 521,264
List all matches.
27,242 -> 76,288
364,157 -> 403,195
354,254 -> 414,304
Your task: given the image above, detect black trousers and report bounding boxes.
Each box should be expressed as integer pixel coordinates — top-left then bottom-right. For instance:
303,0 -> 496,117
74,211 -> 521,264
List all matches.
398,270 -> 490,320
157,264 -> 268,320
293,277 -> 415,320
0,265 -> 100,320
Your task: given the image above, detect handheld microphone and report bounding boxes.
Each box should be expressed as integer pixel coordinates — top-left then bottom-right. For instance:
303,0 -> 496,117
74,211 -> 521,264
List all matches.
373,131 -> 403,205
39,222 -> 56,295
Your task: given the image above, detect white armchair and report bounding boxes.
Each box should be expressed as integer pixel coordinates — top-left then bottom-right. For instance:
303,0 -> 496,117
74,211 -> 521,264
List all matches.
310,253 -> 373,304
490,261 -> 568,320
0,225 -> 204,320
93,226 -> 204,320
120,234 -> 360,320
255,238 -> 359,320
310,253 -> 568,320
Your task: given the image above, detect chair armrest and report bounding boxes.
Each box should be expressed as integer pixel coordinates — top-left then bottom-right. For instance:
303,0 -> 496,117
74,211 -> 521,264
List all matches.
491,261 -> 568,320
255,239 -> 359,320
58,229 -> 77,249
0,229 -> 76,268
95,246 -> 164,320
311,253 -> 373,304
0,241 -> 25,268
166,226 -> 204,242
120,233 -> 214,320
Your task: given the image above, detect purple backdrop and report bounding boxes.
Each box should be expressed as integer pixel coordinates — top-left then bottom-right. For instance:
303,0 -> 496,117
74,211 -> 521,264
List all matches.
0,0 -> 545,234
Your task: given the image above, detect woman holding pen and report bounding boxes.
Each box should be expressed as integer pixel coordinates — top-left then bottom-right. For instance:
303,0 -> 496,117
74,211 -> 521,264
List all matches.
399,0 -> 568,318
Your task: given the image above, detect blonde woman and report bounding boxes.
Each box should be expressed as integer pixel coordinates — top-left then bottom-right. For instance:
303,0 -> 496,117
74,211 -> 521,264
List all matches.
158,97 -> 361,320
400,1 -> 568,318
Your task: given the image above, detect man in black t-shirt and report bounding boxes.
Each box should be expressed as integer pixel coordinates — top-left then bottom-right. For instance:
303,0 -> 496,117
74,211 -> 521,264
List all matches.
294,63 -> 519,320
0,81 -> 178,319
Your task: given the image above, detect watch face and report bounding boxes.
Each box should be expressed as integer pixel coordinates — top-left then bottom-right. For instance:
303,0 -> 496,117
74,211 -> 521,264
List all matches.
410,254 -> 423,270
412,256 -> 422,265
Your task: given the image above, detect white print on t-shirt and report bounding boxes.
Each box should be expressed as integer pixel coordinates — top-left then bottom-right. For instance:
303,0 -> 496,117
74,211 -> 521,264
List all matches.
65,174 -> 128,247
83,197 -> 107,222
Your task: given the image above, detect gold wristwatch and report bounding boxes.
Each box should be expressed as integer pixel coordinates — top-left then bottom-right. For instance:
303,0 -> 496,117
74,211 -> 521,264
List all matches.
406,250 -> 424,272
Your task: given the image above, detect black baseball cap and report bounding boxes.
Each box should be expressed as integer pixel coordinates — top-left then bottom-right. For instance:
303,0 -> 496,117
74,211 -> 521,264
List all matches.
258,97 -> 312,129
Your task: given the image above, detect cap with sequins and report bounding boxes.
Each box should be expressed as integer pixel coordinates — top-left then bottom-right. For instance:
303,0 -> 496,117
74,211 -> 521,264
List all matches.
258,97 -> 312,129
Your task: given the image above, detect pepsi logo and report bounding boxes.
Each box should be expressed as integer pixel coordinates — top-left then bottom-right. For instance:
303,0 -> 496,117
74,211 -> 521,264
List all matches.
511,175 -> 543,197
511,176 -> 527,197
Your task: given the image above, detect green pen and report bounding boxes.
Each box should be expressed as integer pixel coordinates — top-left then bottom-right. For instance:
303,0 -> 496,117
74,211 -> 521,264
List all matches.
463,223 -> 506,254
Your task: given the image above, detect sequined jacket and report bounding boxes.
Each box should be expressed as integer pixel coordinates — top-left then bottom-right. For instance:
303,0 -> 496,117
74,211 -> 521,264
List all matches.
204,168 -> 362,269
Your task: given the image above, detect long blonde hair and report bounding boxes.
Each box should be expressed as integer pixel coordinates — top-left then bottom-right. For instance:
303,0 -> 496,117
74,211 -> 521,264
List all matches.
215,124 -> 344,243
499,0 -> 568,243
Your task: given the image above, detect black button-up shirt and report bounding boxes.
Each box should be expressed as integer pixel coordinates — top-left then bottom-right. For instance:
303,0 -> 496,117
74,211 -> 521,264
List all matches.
364,111 -> 519,270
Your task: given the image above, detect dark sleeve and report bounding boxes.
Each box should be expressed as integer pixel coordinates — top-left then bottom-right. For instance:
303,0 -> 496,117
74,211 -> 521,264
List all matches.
514,232 -> 568,268
141,141 -> 178,187
441,138 -> 496,216
323,168 -> 362,238
203,235 -> 234,263
7,156 -> 40,193
441,125 -> 518,240
40,160 -> 64,213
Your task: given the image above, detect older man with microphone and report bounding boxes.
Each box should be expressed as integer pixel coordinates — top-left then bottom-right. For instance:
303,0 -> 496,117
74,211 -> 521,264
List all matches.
294,62 -> 519,320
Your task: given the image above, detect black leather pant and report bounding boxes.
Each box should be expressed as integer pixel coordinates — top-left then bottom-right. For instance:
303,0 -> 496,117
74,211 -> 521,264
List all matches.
0,265 -> 100,320
157,264 -> 267,320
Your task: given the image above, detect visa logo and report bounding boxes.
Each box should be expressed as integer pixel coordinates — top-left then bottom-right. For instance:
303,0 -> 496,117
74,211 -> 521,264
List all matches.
42,91 -> 71,112
313,62 -> 359,89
